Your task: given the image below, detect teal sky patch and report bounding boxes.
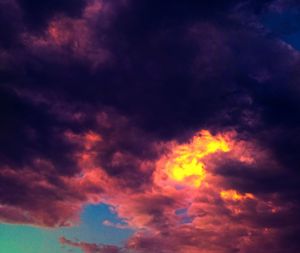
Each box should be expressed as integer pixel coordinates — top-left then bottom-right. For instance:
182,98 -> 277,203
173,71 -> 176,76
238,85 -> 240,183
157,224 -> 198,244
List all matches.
0,204 -> 133,253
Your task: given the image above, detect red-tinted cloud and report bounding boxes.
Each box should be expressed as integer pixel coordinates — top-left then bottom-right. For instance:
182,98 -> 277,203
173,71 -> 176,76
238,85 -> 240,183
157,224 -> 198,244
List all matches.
60,237 -> 122,253
22,1 -> 112,69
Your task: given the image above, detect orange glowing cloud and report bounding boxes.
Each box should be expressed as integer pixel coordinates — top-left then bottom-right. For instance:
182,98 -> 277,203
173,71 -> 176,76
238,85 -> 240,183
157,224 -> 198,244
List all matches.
220,189 -> 255,201
155,130 -> 232,188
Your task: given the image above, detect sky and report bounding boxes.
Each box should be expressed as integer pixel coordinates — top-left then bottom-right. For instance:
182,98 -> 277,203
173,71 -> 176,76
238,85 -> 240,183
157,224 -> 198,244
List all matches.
1,0 -> 300,253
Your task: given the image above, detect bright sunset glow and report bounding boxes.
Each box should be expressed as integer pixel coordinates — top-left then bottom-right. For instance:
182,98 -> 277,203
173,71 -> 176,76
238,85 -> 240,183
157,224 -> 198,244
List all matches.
165,130 -> 230,187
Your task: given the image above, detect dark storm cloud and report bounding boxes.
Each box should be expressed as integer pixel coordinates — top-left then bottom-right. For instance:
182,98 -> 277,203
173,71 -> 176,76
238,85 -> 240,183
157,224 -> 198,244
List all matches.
0,0 -> 22,49
0,87 -> 81,174
17,0 -> 86,29
1,0 -> 300,252
0,0 -> 283,140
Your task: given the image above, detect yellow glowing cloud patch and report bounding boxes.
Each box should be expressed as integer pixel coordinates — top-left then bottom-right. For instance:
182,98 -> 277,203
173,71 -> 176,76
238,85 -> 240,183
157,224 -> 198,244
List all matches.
165,130 -> 230,187
220,189 -> 255,201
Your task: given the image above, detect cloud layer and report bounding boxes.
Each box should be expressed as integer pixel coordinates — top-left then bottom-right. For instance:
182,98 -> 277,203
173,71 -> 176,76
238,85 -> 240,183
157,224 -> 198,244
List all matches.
1,0 -> 300,252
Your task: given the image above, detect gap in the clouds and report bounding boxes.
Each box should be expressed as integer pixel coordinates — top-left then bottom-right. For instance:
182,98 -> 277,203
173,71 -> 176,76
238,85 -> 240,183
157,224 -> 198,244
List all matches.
175,208 -> 193,224
261,8 -> 300,50
0,204 -> 133,253
175,208 -> 188,216
59,203 -> 134,246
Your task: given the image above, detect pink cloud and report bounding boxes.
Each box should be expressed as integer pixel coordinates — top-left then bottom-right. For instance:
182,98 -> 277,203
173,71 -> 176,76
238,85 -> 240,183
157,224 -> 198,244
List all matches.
60,237 -> 122,253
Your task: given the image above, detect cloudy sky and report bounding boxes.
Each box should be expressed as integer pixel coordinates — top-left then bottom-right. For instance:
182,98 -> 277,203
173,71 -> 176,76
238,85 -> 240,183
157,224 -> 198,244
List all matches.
1,0 -> 300,252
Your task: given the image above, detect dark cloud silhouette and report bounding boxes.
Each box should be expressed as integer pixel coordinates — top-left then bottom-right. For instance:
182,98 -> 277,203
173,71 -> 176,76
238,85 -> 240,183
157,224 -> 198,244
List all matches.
17,0 -> 86,29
